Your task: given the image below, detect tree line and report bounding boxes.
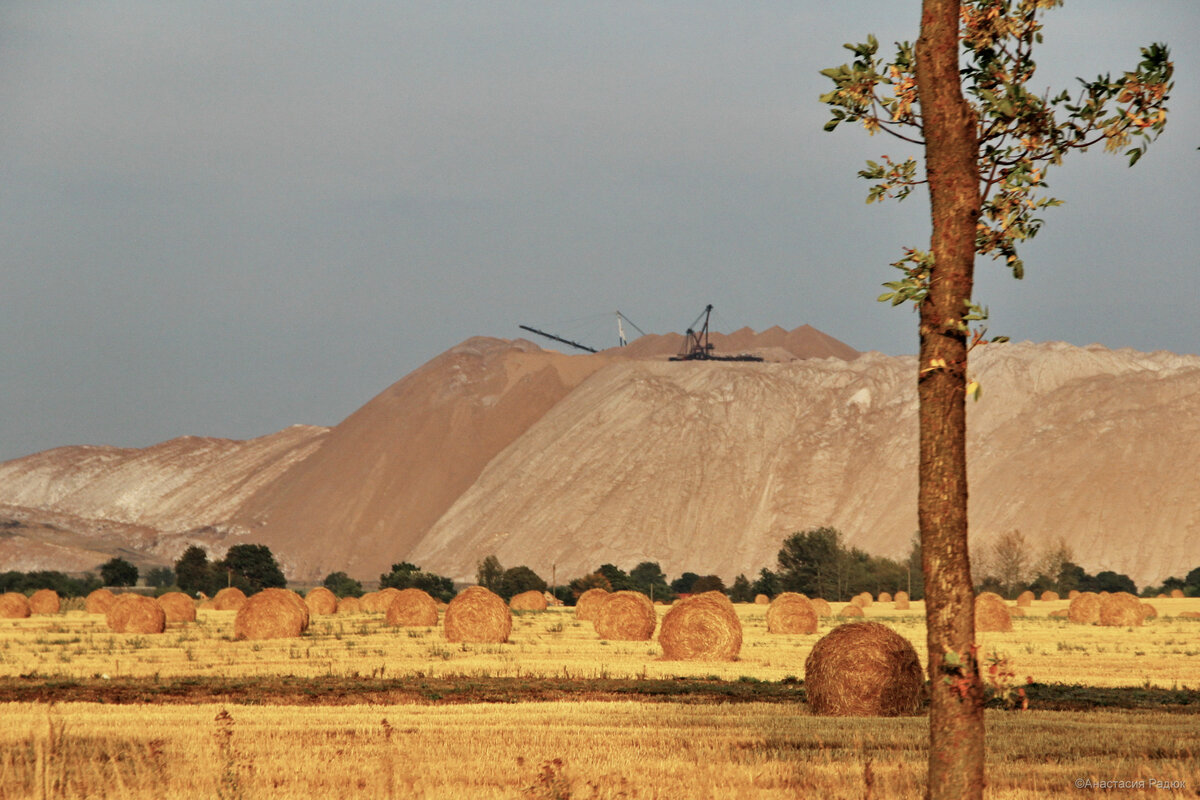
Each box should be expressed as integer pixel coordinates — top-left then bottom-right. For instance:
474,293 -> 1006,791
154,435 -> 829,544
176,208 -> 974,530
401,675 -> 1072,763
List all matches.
3,528 -> 1196,602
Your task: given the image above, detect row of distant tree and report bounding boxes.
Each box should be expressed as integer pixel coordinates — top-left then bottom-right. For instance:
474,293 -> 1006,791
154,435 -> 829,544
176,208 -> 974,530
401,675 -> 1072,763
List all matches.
3,529 -> 1197,602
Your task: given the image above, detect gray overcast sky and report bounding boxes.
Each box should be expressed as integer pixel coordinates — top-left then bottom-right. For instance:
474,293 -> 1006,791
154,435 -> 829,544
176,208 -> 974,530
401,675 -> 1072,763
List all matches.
2,2 -> 1197,462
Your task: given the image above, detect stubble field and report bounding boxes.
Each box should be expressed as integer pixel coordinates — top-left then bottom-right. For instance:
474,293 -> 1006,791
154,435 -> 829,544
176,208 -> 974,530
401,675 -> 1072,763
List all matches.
1,597 -> 1198,798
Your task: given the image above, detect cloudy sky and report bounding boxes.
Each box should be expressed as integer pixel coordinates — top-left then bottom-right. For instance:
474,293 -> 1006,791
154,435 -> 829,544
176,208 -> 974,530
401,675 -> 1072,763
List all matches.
2,2 -> 1196,462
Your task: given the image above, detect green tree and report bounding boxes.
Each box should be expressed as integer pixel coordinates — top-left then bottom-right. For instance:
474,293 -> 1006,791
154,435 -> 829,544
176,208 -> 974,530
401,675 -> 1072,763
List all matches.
379,563 -> 455,603
99,557 -> 139,588
728,574 -> 754,603
497,566 -> 547,601
476,555 -> 504,591
750,568 -> 779,599
174,546 -> 213,596
567,572 -> 611,601
776,528 -> 842,599
628,562 -> 673,602
216,544 -> 286,594
597,564 -> 634,592
820,3 -> 1171,796
690,575 -> 725,594
905,532 -> 924,600
669,572 -> 700,595
322,571 -> 364,598
145,566 -> 176,589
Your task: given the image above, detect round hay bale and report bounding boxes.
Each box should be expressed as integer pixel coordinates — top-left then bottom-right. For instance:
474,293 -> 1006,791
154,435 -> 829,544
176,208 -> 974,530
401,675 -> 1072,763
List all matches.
839,604 -> 865,618
1015,590 -> 1034,607
1040,590 -> 1060,602
893,591 -> 910,611
106,594 -> 166,633
1180,611 -> 1200,619
198,600 -> 216,610
1049,608 -> 1069,618
659,591 -> 741,661
361,588 -> 403,614
1068,590 -> 1081,600
385,588 -> 439,627
754,594 -> 770,605
878,592 -> 893,603
1155,593 -> 1166,599
766,592 -> 818,635
804,621 -> 924,717
1068,591 -> 1101,624
29,589 -> 61,615
212,587 -> 247,611
156,592 -> 197,623
594,591 -> 656,641
1099,592 -> 1143,627
975,592 -> 1012,633
444,586 -> 511,643
1170,589 -> 1185,599
857,592 -> 873,608
85,588 -> 116,614
304,587 -> 338,616
336,596 -> 362,614
1139,603 -> 1158,621
234,588 -> 310,640
575,588 -> 609,621
509,590 -> 548,612
0,592 -> 31,619
811,597 -> 833,617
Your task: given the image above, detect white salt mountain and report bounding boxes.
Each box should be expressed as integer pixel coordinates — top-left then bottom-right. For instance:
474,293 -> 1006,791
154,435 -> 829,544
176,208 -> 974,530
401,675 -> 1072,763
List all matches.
0,329 -> 1196,589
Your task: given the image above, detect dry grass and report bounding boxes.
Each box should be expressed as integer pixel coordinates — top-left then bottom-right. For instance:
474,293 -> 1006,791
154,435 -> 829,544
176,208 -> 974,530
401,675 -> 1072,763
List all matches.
0,598 -> 1198,688
1,701 -> 1196,799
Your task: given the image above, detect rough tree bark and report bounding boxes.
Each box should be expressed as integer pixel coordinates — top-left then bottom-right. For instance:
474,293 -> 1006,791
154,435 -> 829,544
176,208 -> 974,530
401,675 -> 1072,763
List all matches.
914,1 -> 986,799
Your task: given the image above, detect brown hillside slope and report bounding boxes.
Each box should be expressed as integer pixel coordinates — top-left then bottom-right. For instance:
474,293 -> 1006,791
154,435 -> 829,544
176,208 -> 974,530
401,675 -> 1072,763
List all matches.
407,342 -> 1200,589
229,338 -> 613,580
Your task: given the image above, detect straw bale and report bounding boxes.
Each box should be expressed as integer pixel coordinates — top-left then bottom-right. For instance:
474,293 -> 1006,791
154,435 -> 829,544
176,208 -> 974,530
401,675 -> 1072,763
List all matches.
1099,592 -> 1143,627
575,588 -> 609,621
1068,591 -> 1101,624
106,593 -> 166,634
811,598 -> 833,617
234,588 -> 310,640
0,592 -> 31,619
754,594 -> 770,605
1170,589 -> 1185,599
385,588 -> 439,627
839,604 -> 865,618
1040,591 -> 1060,602
658,591 -> 741,661
1016,591 -> 1034,607
304,587 -> 338,616
361,588 -> 403,613
1155,593 -> 1166,599
1068,590 -> 1081,600
975,592 -> 1012,633
29,589 -> 61,615
766,593 -> 818,635
212,587 -> 247,611
336,596 -> 362,614
85,588 -> 116,614
156,592 -> 197,623
594,591 -> 656,641
1009,607 -> 1026,617
893,591 -> 910,611
878,592 -> 893,603
1139,603 -> 1157,621
1180,611 -> 1200,619
509,590 -> 548,612
804,621 -> 924,717
444,586 -> 512,643
857,592 -> 873,608
1049,608 -> 1069,618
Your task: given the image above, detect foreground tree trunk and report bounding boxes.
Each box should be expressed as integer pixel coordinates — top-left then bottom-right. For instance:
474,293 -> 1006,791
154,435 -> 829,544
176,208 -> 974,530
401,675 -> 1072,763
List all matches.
914,2 -> 985,799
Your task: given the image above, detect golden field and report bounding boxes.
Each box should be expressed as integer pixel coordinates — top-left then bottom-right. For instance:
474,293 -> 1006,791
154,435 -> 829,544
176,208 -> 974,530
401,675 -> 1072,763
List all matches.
1,597 -> 1198,799
1,599 -> 1198,687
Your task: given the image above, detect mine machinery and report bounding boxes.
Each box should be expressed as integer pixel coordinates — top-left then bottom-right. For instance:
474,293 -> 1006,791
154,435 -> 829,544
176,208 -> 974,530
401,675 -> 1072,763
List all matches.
519,311 -> 647,353
669,304 -> 764,362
